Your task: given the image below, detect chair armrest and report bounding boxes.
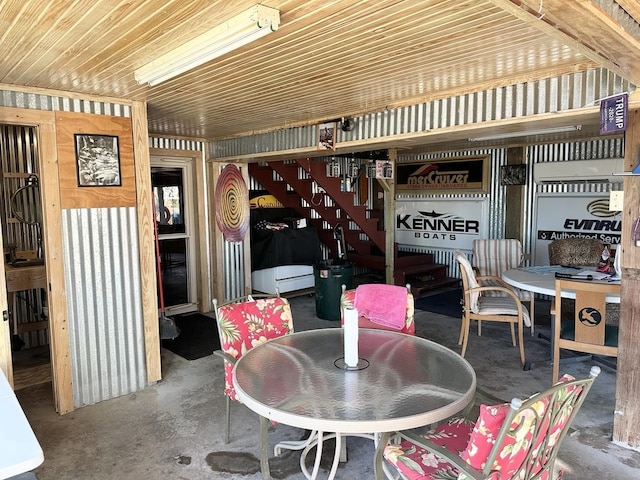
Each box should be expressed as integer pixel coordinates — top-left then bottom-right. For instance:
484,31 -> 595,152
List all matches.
476,274 -> 510,287
213,349 -> 236,364
469,285 -> 521,302
392,429 -> 485,480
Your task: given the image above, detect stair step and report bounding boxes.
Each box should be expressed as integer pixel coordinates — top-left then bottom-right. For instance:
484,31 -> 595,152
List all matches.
394,263 -> 449,285
410,277 -> 460,298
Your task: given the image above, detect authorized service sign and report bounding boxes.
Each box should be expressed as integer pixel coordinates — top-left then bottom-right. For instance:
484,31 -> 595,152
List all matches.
396,198 -> 488,250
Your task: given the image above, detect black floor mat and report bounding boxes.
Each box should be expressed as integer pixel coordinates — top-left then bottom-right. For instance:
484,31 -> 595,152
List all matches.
414,289 -> 463,318
161,313 -> 221,360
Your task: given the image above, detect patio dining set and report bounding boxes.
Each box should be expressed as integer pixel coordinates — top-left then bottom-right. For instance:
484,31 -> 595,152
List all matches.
207,237 -> 619,480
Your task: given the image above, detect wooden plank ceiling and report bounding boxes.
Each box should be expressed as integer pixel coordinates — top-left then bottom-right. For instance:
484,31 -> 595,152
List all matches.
1,0 -> 639,146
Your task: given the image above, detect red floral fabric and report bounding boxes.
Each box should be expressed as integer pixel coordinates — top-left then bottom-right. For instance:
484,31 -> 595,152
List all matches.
383,417 -> 474,479
340,288 -> 415,334
459,374 -> 577,480
216,297 -> 293,401
383,374 -> 580,480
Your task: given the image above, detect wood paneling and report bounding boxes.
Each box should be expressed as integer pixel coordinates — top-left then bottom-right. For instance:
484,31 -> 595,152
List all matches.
55,112 -> 136,209
2,1 -> 637,142
132,101 -> 160,384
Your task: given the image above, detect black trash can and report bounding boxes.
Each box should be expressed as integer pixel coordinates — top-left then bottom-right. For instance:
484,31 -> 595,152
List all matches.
313,259 -> 354,321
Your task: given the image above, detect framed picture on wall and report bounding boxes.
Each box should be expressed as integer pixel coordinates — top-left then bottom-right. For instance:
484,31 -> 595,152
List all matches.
318,122 -> 336,151
500,164 -> 527,186
74,134 -> 122,187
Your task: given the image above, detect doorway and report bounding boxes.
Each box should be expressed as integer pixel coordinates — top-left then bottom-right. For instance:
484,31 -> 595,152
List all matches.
151,158 -> 198,315
0,124 -> 50,390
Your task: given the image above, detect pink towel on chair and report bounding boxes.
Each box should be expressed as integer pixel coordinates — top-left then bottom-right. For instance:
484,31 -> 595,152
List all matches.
354,284 -> 407,330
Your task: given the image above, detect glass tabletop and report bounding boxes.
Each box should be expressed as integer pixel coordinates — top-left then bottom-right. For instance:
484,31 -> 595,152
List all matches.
233,328 -> 476,433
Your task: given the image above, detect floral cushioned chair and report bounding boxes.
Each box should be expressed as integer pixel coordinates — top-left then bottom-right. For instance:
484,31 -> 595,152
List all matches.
340,284 -> 415,335
212,294 -> 293,443
376,366 -> 601,480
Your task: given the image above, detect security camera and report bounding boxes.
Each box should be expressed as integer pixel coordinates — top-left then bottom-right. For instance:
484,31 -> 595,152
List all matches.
340,117 -> 355,132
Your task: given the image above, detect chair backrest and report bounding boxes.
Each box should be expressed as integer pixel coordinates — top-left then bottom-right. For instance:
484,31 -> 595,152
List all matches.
462,367 -> 600,479
472,239 -> 524,276
213,294 -> 293,401
554,279 -> 620,350
340,284 -> 415,334
548,238 -> 603,267
455,251 -> 480,313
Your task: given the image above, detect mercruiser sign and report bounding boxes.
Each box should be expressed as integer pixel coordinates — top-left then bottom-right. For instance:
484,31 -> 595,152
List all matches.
396,156 -> 489,193
396,199 -> 488,250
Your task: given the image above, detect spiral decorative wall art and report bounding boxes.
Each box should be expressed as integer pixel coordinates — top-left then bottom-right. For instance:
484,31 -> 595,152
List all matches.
215,164 -> 249,242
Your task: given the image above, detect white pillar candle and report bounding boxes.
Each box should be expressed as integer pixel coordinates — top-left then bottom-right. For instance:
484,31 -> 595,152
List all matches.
343,306 -> 359,367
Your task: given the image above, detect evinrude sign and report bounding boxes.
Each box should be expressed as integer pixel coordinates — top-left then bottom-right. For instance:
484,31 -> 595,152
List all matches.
534,194 -> 621,264
396,199 -> 488,250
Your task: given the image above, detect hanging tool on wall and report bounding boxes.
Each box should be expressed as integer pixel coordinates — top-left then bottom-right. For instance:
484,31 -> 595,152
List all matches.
153,195 -> 180,340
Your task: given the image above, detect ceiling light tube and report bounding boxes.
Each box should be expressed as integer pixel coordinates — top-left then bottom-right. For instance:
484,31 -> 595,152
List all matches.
468,125 -> 582,142
135,5 -> 280,86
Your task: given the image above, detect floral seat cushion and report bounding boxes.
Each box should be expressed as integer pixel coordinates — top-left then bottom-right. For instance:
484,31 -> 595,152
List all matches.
383,374 -> 578,480
216,297 -> 293,401
383,417 -> 474,479
340,288 -> 415,335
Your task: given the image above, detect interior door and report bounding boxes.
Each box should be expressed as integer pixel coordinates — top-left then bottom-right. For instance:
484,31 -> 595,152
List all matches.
151,158 -> 198,315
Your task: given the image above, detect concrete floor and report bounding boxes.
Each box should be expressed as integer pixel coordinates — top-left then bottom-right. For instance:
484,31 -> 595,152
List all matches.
16,290 -> 640,479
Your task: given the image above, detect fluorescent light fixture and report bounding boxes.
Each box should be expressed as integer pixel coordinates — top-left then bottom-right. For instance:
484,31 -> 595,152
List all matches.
468,125 -> 582,142
135,5 -> 280,86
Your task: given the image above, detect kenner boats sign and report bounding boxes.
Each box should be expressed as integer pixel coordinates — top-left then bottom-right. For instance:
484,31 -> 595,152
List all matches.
396,198 -> 488,250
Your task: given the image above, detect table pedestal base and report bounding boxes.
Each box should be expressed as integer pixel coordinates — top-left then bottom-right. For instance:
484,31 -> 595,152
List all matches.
262,417 -> 377,480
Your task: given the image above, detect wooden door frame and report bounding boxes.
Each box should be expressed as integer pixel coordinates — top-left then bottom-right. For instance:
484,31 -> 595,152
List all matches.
150,150 -> 210,313
0,107 -> 73,414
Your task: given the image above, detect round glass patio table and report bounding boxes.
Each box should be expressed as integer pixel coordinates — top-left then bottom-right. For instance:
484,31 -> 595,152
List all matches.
233,328 -> 476,480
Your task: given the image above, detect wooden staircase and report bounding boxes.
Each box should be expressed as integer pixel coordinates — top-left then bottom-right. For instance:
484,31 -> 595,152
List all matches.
248,159 -> 458,296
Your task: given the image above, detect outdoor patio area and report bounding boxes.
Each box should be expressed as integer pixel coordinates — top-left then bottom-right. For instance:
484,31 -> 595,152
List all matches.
17,291 -> 640,479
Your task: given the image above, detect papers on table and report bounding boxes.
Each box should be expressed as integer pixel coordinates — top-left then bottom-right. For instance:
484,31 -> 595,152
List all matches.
572,270 -> 613,280
522,266 -> 617,282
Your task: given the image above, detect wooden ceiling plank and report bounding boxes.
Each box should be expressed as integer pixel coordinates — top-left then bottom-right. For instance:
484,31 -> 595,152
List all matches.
488,0 -> 640,83
6,0 -> 112,83
616,0 -> 640,24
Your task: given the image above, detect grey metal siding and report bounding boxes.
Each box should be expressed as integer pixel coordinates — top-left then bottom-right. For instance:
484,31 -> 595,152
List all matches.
62,207 -> 146,408
211,68 -> 633,159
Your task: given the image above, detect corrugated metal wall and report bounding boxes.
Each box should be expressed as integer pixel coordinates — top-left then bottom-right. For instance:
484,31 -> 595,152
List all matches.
247,137 -> 625,285
226,67 -> 632,289
396,149 -> 508,278
150,136 -> 202,151
0,90 -> 130,117
62,208 -> 146,407
396,138 -> 624,279
1,88 -> 146,408
212,68 -> 633,159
